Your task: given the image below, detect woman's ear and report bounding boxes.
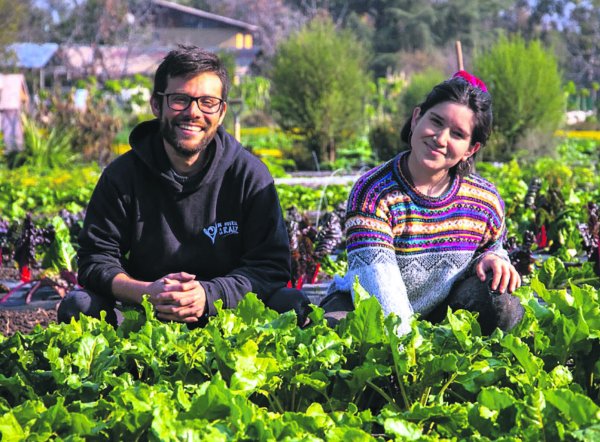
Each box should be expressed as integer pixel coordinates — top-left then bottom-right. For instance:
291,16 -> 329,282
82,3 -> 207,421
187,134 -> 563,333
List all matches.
464,141 -> 481,160
411,107 -> 422,129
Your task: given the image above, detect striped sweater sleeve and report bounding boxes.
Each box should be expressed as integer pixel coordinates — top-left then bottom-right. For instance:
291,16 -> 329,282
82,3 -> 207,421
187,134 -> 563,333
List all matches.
343,162 -> 413,334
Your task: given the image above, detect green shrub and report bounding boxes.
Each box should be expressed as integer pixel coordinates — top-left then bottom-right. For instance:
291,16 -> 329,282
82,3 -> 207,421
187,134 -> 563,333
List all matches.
474,36 -> 564,162
321,136 -> 376,171
271,16 -> 370,164
19,117 -> 79,170
398,68 -> 446,121
367,69 -> 443,163
34,88 -> 122,166
368,120 -> 406,162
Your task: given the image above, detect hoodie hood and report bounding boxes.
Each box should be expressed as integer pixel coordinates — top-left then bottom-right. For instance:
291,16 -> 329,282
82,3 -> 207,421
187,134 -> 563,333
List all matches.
128,119 -> 244,193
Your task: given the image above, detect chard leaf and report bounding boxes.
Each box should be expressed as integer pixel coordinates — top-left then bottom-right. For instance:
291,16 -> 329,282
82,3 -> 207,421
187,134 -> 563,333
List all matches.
401,403 -> 470,436
72,334 -> 114,381
0,400 -> 46,441
537,257 -> 569,289
352,276 -> 372,304
41,216 -> 77,271
236,292 -> 278,325
281,402 -> 334,436
382,416 -> 422,440
0,373 -> 33,403
447,309 -> 479,349
184,375 -> 236,421
230,340 -> 279,394
478,386 -> 516,410
307,333 -> 345,367
422,353 -> 458,380
501,334 -> 542,379
0,411 -> 27,442
548,365 -> 573,388
572,423 -> 600,441
544,388 -> 600,426
344,362 -> 391,396
455,358 -> 505,394
30,396 -> 71,438
291,372 -> 329,394
325,426 -> 378,441
340,280 -> 386,356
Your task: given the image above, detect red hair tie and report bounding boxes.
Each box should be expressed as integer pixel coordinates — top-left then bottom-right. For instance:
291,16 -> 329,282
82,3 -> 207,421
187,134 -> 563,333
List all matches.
452,70 -> 488,93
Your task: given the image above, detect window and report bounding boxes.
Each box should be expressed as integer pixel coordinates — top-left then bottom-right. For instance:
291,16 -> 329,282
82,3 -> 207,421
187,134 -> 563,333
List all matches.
235,33 -> 244,49
244,34 -> 253,49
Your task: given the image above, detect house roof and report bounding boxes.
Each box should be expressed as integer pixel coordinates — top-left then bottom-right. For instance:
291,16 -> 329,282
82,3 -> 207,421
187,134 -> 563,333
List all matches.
152,0 -> 259,32
53,46 -> 169,77
6,43 -> 59,69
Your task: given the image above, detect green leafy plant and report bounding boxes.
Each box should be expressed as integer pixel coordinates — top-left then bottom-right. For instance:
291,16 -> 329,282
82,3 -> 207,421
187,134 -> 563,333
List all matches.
1,273 -> 599,440
19,117 -> 78,170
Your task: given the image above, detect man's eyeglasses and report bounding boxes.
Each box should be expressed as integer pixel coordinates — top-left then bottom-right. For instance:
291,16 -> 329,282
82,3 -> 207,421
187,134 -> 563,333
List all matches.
157,92 -> 224,114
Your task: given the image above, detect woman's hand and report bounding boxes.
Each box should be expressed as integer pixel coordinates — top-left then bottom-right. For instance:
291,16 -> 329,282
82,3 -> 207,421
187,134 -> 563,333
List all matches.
475,254 -> 521,294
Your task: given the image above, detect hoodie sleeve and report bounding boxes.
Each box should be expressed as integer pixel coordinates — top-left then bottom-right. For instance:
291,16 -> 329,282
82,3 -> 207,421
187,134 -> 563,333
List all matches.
200,181 -> 291,315
77,168 -> 132,297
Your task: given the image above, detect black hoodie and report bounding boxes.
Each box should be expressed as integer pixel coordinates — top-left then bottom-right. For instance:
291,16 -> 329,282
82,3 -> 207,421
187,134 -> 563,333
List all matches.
77,120 -> 291,315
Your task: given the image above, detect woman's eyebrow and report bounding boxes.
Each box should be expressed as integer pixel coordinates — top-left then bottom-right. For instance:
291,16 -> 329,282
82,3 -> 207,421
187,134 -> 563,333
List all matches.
430,110 -> 471,135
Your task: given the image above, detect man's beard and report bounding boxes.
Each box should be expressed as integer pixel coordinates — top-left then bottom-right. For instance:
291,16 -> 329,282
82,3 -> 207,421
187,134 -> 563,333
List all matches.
159,116 -> 214,158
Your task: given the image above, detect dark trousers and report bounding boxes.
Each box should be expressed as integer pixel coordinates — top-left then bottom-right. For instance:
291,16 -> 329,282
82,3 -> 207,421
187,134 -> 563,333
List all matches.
57,286 -> 311,328
319,273 -> 524,334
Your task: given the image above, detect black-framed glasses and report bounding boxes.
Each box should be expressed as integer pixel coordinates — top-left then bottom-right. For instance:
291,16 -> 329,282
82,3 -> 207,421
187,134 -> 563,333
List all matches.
156,92 -> 224,114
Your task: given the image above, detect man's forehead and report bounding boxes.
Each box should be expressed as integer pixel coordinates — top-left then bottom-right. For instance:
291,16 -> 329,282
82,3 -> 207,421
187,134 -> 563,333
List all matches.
166,72 -> 223,93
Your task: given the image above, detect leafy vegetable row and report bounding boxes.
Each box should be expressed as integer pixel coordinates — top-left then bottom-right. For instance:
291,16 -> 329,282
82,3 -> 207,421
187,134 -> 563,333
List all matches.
1,268 -> 599,440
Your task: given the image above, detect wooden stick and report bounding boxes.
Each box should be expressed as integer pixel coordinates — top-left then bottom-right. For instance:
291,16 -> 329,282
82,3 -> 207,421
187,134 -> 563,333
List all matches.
455,41 -> 464,71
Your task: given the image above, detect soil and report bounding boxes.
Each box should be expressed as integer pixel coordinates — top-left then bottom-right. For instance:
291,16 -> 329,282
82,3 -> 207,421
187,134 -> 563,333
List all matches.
0,265 -> 61,337
0,307 -> 58,337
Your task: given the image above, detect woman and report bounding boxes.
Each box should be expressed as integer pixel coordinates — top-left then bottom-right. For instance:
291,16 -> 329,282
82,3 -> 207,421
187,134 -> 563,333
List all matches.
322,71 -> 524,335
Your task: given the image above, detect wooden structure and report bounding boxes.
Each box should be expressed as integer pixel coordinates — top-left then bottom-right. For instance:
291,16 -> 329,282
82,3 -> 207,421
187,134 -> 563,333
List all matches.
7,1 -> 260,87
151,0 -> 259,51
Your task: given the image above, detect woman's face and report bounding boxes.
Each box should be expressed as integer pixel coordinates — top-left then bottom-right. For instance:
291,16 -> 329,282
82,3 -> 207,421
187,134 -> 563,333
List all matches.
409,101 -> 481,175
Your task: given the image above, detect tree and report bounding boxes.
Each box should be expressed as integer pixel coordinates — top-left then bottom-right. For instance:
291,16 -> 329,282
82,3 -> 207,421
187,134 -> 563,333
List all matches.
474,35 -> 564,161
271,16 -> 370,164
0,0 -> 27,49
52,0 -> 133,45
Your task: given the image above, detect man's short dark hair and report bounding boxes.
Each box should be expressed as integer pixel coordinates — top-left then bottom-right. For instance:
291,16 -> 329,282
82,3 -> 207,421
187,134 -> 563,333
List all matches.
153,45 -> 230,102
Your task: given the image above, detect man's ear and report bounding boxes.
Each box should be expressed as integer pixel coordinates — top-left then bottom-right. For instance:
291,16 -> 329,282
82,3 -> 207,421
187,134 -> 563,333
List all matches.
217,101 -> 228,125
150,95 -> 161,118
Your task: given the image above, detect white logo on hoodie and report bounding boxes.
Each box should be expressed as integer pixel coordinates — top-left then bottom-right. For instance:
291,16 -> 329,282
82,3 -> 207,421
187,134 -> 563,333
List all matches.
203,221 -> 239,244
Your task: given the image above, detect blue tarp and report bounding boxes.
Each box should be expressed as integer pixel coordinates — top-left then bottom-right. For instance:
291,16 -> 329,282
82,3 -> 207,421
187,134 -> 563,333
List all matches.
6,43 -> 59,69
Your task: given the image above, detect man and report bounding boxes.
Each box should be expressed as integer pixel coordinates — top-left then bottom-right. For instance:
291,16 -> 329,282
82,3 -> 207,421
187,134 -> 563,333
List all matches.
58,46 -> 309,327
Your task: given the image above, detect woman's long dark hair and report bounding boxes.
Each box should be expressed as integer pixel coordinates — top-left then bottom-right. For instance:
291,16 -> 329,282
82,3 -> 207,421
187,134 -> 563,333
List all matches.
399,76 -> 493,176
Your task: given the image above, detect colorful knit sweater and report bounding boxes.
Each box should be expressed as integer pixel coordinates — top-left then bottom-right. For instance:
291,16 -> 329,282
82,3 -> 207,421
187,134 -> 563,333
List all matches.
330,151 -> 507,333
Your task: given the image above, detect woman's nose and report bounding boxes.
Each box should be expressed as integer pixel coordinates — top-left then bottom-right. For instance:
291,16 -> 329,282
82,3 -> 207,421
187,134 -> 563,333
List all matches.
434,128 -> 449,145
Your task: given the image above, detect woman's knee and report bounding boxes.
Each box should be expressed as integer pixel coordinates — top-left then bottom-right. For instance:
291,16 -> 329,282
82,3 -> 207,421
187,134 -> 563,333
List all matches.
445,273 -> 524,334
266,287 -> 311,326
319,291 -> 354,328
